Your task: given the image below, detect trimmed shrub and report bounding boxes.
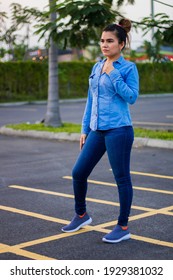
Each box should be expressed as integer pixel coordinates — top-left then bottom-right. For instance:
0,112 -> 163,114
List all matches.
0,61 -> 172,102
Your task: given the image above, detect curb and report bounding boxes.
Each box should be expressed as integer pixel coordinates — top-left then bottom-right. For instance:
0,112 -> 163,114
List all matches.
0,126 -> 173,149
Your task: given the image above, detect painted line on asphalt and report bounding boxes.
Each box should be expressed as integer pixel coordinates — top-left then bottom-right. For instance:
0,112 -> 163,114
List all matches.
7,185 -> 173,228
109,169 -> 173,180
90,205 -> 173,230
131,235 -> 173,248
131,170 -> 173,180
8,185 -> 154,212
2,181 -> 173,259
0,204 -> 69,225
0,243 -> 55,260
1,202 -> 173,257
13,229 -> 91,250
63,176 -> 173,195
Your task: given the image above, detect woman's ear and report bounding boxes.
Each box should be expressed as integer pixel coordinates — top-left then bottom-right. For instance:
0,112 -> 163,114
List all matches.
120,41 -> 125,51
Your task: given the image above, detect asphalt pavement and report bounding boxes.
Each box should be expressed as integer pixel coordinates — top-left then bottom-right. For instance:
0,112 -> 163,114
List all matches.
0,94 -> 173,149
0,94 -> 173,261
0,134 -> 173,260
0,94 -> 173,130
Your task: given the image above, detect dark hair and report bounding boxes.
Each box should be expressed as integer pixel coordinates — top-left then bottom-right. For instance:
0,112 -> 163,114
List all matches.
103,18 -> 131,49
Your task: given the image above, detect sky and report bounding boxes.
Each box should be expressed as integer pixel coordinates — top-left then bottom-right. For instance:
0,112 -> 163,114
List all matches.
0,0 -> 173,50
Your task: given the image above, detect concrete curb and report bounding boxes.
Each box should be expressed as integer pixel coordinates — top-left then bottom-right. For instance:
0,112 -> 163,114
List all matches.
0,126 -> 80,142
0,126 -> 173,149
133,137 -> 173,149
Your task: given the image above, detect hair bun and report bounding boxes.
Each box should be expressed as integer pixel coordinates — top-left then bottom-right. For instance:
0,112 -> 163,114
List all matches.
119,18 -> 131,33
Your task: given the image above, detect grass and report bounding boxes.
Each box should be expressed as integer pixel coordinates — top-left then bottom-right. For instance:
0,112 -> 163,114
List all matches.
6,122 -> 81,133
134,128 -> 173,141
6,123 -> 173,141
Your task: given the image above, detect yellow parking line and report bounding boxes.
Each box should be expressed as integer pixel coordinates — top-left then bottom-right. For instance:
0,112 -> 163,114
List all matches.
14,229 -> 91,249
109,169 -> 173,180
0,243 -> 10,254
0,205 -> 69,225
95,205 -> 173,230
0,243 -> 55,260
8,185 -> 154,212
132,235 -> 173,248
2,183 -> 173,255
10,248 -> 56,260
63,176 -> 173,195
1,202 -> 173,254
130,171 -> 173,180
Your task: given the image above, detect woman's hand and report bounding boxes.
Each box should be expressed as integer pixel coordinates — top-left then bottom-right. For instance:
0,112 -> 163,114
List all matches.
102,62 -> 114,74
80,134 -> 87,150
105,63 -> 114,74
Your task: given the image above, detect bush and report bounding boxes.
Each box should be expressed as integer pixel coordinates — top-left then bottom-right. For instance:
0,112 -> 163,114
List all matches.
59,61 -> 93,98
137,63 -> 173,93
0,61 -> 172,102
0,62 -> 48,102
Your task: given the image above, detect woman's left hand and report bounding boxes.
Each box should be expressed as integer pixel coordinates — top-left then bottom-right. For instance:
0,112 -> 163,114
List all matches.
103,62 -> 114,74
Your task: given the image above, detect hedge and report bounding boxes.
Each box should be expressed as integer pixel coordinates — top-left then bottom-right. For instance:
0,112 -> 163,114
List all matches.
0,61 -> 172,102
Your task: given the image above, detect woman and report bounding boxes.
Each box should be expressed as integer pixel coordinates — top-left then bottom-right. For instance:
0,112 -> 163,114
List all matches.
62,18 -> 139,243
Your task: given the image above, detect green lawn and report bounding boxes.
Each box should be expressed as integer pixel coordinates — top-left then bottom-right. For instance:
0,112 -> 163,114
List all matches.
6,123 -> 81,133
6,123 -> 173,141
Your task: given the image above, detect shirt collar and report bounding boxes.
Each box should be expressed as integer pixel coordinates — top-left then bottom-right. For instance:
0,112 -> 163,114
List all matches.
100,55 -> 124,65
113,55 -> 124,65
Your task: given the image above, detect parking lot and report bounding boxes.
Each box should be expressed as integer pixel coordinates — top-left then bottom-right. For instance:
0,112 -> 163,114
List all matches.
0,135 -> 173,260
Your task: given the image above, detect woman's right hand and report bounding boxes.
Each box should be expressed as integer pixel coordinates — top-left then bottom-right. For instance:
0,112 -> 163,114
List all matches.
80,134 -> 87,150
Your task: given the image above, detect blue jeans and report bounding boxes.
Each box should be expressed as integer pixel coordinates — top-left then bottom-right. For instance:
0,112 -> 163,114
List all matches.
72,126 -> 134,226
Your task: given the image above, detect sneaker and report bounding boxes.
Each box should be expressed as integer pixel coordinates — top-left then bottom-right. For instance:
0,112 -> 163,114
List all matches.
102,225 -> 131,243
61,213 -> 92,233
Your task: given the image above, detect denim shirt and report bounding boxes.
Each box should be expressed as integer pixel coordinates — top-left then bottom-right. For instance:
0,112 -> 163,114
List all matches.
81,55 -> 139,134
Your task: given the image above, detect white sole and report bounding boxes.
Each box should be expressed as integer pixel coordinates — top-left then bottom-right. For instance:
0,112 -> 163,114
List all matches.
102,233 -> 131,243
62,217 -> 92,233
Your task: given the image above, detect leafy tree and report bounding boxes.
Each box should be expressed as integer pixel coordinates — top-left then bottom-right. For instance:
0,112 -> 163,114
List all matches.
1,0 -> 137,127
163,25 -> 173,46
10,43 -> 28,61
36,0 -> 121,49
0,47 -> 6,60
116,0 -> 135,6
134,13 -> 173,61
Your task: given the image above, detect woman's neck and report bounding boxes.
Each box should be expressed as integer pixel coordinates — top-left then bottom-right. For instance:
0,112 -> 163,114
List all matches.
106,54 -> 121,63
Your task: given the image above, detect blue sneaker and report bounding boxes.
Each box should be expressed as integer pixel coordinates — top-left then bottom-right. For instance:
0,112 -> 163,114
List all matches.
102,225 -> 131,243
61,213 -> 92,233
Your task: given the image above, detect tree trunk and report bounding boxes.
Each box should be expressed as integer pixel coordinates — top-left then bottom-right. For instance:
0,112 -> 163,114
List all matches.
44,0 -> 62,127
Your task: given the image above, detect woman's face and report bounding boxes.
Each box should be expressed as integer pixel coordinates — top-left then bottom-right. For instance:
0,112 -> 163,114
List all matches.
100,31 -> 124,59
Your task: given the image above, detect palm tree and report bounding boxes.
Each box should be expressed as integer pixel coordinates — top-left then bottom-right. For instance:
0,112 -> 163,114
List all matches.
3,0 -> 136,127
43,0 -> 135,127
44,0 -> 62,127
